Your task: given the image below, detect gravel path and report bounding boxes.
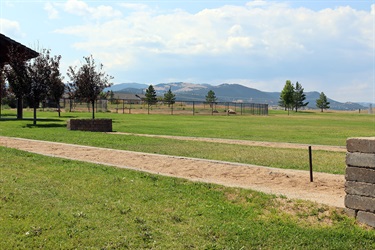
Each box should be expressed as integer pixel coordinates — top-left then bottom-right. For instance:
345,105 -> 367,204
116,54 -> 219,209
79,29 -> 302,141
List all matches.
0,136 -> 345,208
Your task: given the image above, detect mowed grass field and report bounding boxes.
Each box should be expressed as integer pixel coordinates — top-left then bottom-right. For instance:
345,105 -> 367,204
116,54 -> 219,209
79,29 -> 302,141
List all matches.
1,109 -> 374,174
0,109 -> 374,248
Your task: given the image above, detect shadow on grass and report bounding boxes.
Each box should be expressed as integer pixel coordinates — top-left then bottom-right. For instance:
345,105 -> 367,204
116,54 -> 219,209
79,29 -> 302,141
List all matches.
25,123 -> 66,128
0,118 -> 65,122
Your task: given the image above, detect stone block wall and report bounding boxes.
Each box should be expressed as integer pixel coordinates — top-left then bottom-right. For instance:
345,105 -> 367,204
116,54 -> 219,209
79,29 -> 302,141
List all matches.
67,119 -> 112,132
345,137 -> 375,228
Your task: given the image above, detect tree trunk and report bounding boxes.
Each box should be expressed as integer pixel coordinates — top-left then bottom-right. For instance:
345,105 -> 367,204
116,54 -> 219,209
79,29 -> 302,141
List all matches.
17,98 -> 23,119
69,99 -> 73,112
57,101 -> 61,118
33,106 -> 37,125
92,101 -> 95,119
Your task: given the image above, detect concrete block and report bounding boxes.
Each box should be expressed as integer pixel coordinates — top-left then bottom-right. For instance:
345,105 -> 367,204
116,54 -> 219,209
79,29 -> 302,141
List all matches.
357,211 -> 375,228
346,152 -> 375,169
345,195 -> 375,212
346,167 -> 375,184
67,119 -> 112,132
345,208 -> 357,218
345,181 -> 375,197
347,137 -> 375,153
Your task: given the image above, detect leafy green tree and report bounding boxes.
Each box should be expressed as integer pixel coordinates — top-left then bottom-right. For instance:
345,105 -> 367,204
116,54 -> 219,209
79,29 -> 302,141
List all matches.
278,99 -> 286,110
67,55 -> 113,119
163,87 -> 176,107
316,92 -> 330,112
279,80 -> 294,115
99,91 -> 109,100
205,90 -> 217,108
293,82 -> 308,112
145,85 -> 158,105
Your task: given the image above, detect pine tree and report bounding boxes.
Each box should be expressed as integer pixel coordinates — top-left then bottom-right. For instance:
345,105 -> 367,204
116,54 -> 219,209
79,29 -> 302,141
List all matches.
279,80 -> 294,115
293,82 -> 309,112
163,87 -> 176,107
316,92 -> 330,112
145,85 -> 157,105
205,90 -> 217,108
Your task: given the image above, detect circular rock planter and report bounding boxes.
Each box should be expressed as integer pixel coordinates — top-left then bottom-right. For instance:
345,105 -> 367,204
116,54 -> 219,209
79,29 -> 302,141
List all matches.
67,119 -> 112,132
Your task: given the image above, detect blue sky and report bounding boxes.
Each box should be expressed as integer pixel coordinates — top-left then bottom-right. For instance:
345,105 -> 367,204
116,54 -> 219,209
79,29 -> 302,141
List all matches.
1,0 -> 374,103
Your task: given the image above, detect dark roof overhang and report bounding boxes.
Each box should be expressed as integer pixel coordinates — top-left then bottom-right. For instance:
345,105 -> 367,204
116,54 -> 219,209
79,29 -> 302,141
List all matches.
0,33 -> 39,66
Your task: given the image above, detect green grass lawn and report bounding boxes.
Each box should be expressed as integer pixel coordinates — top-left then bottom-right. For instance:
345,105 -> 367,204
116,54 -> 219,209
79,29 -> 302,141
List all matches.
1,109 -> 374,174
2,109 -> 374,146
1,147 -> 374,249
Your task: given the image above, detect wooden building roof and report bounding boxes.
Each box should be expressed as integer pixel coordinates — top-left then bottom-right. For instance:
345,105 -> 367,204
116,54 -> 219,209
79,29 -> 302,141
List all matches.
0,33 -> 39,66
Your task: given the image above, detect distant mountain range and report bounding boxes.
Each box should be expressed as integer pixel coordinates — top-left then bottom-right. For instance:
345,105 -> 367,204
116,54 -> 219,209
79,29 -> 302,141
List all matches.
106,82 -> 366,110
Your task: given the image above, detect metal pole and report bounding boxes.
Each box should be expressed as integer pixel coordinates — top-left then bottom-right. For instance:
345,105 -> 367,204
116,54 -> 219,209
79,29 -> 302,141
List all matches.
309,146 -> 313,182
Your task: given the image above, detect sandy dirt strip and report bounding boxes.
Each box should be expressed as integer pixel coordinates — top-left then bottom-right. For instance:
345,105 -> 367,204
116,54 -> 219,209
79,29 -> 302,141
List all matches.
0,136 -> 345,208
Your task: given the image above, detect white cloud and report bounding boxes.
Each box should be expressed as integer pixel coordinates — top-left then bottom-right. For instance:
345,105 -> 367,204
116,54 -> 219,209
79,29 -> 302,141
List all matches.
63,0 -> 89,16
246,0 -> 268,8
0,18 -> 23,38
44,2 -> 59,19
56,2 -> 373,56
63,0 -> 121,19
53,1 -> 374,101
119,3 -> 149,11
92,5 -> 122,19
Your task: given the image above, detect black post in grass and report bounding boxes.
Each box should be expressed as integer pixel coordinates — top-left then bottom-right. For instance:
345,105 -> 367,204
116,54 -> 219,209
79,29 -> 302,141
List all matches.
309,146 -> 313,182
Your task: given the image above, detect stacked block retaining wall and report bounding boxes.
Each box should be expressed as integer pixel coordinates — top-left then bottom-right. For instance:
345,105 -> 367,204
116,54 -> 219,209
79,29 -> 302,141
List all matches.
67,119 -> 112,132
345,137 -> 375,228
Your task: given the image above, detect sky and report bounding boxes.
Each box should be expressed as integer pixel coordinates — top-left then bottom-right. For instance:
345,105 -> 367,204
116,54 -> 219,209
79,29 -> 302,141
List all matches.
1,0 -> 374,103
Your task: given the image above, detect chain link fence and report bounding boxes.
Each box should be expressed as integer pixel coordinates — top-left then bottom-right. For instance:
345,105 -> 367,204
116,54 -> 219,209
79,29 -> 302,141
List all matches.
58,98 -> 268,116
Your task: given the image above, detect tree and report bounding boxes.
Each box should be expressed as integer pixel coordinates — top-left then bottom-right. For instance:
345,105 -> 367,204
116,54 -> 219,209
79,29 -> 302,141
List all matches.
279,80 -> 294,115
65,81 -> 76,112
163,87 -> 176,107
293,82 -> 309,112
145,85 -> 157,105
67,55 -> 113,119
109,90 -> 115,104
316,92 -> 330,112
27,49 -> 64,125
205,90 -> 217,108
4,46 -> 31,119
145,85 -> 157,114
0,69 -> 6,117
47,53 -> 64,117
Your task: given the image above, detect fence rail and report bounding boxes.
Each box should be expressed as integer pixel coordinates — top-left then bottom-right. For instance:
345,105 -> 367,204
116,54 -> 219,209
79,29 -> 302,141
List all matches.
58,98 -> 268,116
